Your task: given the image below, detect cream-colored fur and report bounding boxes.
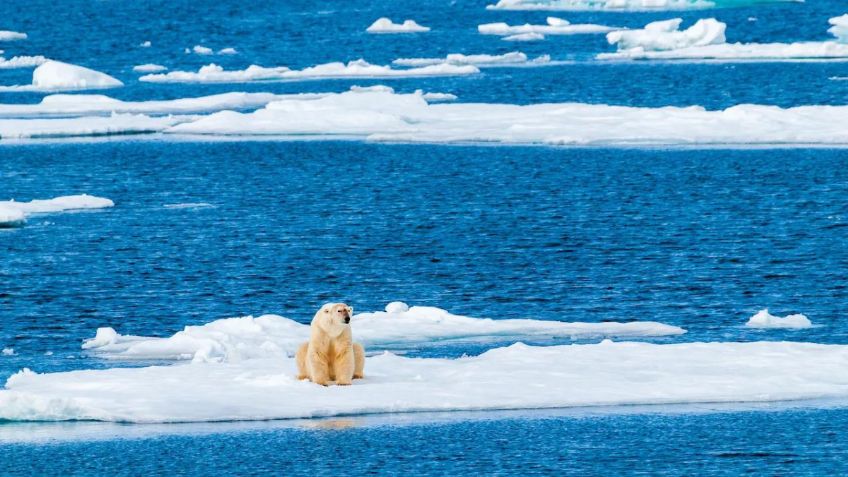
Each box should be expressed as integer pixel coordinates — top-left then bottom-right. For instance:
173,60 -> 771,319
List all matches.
296,303 -> 365,386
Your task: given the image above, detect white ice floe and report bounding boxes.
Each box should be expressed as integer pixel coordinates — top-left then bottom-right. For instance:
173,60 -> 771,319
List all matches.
746,309 -> 812,329
81,302 -> 685,363
0,60 -> 122,93
367,18 -> 430,33
479,17 -> 615,36
165,88 -> 848,146
829,14 -> 848,43
606,18 -> 725,51
0,55 -> 48,69
4,340 -> 848,423
503,32 -> 546,41
420,91 -> 457,101
0,92 -> 303,118
0,31 -> 27,41
132,63 -> 167,73
0,113 -> 182,140
139,60 -> 478,84
0,195 -> 113,227
218,47 -> 237,55
1,348 -> 14,356
190,45 -> 213,55
486,0 -> 793,11
393,52 -> 550,67
600,16 -> 848,61
139,41 -> 151,48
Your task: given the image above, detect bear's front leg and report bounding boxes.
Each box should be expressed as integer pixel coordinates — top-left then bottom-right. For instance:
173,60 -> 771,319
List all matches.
353,342 -> 365,379
295,342 -> 309,380
308,349 -> 331,386
333,347 -> 356,386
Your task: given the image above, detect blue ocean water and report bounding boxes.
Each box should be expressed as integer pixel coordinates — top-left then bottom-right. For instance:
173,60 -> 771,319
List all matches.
3,0 -> 848,474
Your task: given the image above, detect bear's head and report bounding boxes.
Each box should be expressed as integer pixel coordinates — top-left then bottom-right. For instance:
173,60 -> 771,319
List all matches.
314,303 -> 354,337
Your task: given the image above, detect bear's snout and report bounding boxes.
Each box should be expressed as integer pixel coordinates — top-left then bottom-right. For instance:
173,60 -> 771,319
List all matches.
344,317 -> 350,324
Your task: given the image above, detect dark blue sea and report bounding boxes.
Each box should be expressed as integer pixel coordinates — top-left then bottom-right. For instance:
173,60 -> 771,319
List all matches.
3,0 -> 848,474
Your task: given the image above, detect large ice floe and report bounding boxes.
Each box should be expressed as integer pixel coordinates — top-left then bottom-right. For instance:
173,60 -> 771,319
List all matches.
478,17 -> 616,36
486,0 -> 796,11
165,87 -> 848,146
393,52 -> 551,68
4,339 -> 848,422
0,195 -> 113,227
81,302 -> 685,362
139,59 -> 477,83
599,16 -> 848,61
367,18 -> 430,33
0,60 -> 122,92
746,309 -> 813,329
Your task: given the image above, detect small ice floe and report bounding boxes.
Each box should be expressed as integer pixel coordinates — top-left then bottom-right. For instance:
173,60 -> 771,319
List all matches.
0,31 -> 27,41
0,195 -> 114,227
190,45 -> 213,55
0,55 -> 48,69
393,52 -> 550,68
0,60 -> 122,93
139,40 -> 151,48
1,348 -> 14,356
187,45 -> 237,55
599,15 -> 848,61
139,59 -> 478,84
746,309 -> 813,329
132,63 -> 167,73
366,18 -> 430,33
478,17 -> 616,36
486,0 -> 793,11
503,32 -> 546,41
80,301 -> 684,363
419,91 -> 457,101
163,202 -> 215,210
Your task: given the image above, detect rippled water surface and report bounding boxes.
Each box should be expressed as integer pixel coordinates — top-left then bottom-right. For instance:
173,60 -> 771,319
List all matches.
4,0 -> 848,474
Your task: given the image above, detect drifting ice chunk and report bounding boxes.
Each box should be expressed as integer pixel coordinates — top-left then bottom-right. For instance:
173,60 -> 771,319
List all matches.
80,302 -> 685,363
191,45 -> 213,55
0,31 -> 26,41
367,18 -> 430,33
132,63 -> 167,73
479,17 -> 615,36
139,41 -> 151,48
600,16 -> 848,60
4,340 -> 848,423
0,55 -> 48,69
0,194 -> 114,227
0,114 -> 182,139
746,309 -> 812,329
1,348 -> 14,356
606,18 -> 726,51
503,32 -> 546,41
393,52 -> 550,67
486,0 -> 792,11
0,60 -> 122,92
139,60 -> 478,84
218,47 -> 238,55
829,14 -> 848,43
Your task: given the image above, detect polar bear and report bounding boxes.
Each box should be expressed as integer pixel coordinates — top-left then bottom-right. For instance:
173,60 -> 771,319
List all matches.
296,303 -> 365,386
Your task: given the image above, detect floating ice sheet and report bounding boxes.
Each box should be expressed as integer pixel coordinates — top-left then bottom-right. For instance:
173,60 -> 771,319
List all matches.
81,302 -> 685,363
3,340 -> 848,423
139,60 -> 478,84
0,194 -> 113,227
486,0 -> 797,11
367,18 -> 430,33
479,17 -> 615,36
746,309 -> 812,329
0,60 -> 122,92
